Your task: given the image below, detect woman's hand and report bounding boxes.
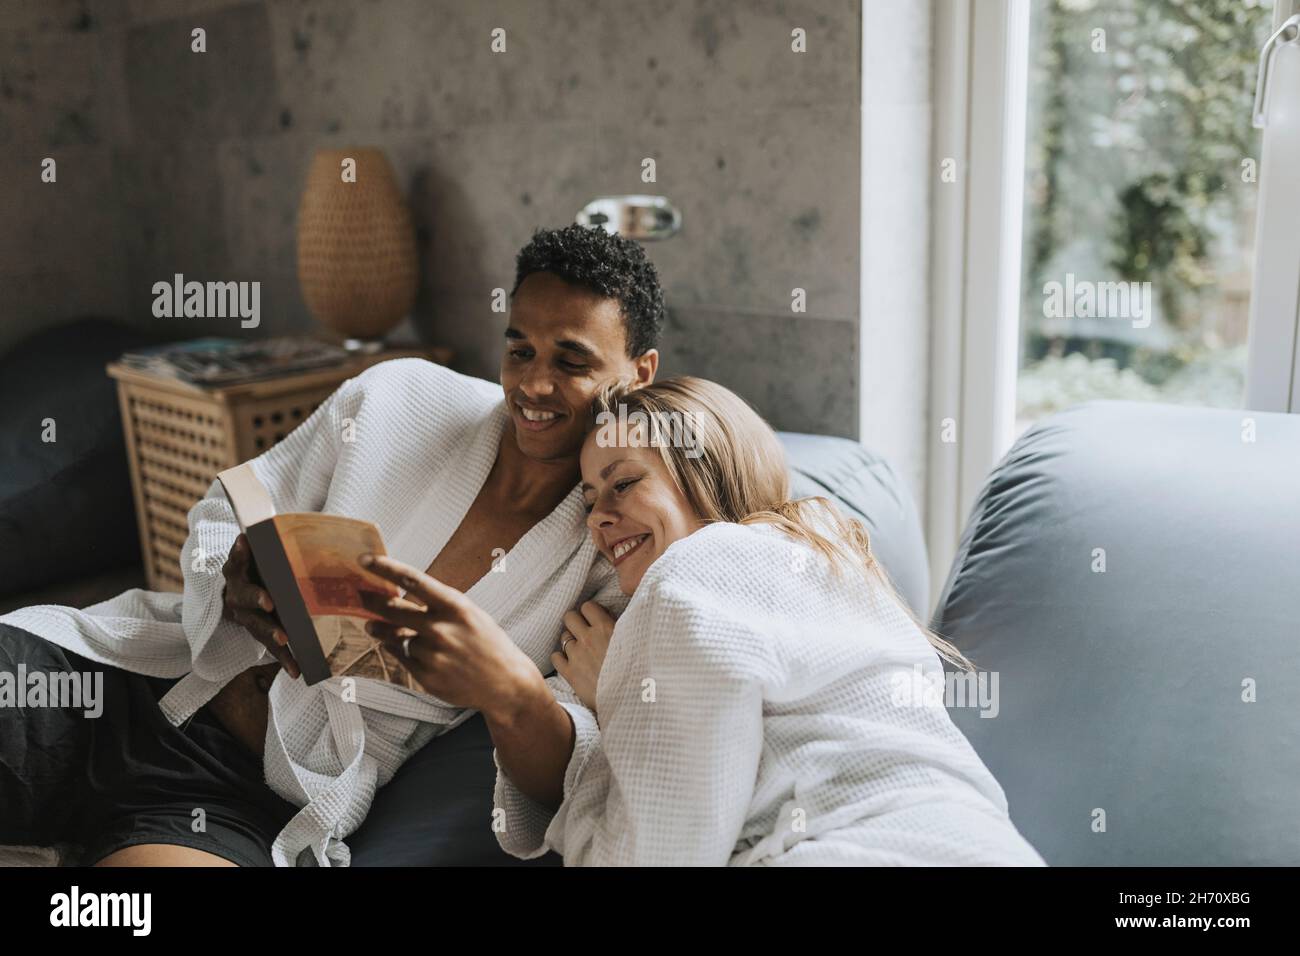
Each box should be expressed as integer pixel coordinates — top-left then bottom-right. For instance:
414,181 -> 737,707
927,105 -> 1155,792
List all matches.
552,601 -> 616,712
358,554 -> 546,721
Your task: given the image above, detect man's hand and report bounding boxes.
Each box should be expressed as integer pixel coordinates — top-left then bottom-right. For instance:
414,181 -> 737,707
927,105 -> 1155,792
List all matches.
220,534 -> 300,679
551,601 -> 616,713
358,554 -> 546,721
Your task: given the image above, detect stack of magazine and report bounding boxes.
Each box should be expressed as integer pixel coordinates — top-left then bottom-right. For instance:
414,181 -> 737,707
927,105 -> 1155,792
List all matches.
118,337 -> 352,387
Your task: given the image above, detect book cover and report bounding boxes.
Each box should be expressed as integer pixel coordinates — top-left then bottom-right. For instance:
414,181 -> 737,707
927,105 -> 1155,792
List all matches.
216,463 -> 419,690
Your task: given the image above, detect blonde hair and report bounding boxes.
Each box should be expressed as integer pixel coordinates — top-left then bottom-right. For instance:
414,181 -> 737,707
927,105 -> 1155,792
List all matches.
590,376 -> 974,671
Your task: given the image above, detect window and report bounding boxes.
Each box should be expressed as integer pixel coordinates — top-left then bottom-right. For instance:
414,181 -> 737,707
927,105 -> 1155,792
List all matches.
1015,0 -> 1277,434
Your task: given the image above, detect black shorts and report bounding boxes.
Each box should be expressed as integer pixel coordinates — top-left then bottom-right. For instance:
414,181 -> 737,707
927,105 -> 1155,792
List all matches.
0,622 -> 298,866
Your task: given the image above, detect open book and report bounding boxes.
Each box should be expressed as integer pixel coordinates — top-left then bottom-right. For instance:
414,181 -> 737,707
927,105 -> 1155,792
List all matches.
216,463 -> 421,691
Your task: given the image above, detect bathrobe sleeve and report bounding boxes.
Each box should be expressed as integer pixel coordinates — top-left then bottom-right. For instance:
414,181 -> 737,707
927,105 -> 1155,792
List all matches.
491,672 -> 598,859
492,560 -> 627,858
542,577 -> 769,866
178,373 -> 364,685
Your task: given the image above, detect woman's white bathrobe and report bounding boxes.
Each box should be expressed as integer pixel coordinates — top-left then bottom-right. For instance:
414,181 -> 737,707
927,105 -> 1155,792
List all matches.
495,520 -> 1046,866
0,358 -> 623,866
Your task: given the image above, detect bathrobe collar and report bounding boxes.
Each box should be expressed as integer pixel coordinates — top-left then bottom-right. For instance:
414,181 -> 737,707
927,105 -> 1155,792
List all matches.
385,400 -> 589,615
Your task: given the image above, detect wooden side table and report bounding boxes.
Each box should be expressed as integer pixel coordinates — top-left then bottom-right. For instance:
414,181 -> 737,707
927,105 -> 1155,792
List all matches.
107,346 -> 453,592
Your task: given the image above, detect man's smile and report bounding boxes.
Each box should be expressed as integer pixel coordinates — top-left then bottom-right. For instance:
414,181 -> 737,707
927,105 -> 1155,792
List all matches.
515,400 -> 566,431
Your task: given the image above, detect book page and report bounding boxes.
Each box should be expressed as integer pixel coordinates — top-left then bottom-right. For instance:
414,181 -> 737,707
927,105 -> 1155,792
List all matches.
273,513 -> 399,617
315,617 -> 422,692
216,462 -> 276,530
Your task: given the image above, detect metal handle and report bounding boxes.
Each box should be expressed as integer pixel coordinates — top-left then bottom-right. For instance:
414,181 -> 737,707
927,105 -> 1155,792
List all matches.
576,195 -> 682,241
1253,13 -> 1300,129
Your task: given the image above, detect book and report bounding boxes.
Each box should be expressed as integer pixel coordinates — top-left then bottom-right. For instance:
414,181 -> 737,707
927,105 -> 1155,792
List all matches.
216,462 -> 421,690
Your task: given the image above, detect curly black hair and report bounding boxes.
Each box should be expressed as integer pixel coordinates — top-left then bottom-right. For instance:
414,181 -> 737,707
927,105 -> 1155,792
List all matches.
510,223 -> 665,357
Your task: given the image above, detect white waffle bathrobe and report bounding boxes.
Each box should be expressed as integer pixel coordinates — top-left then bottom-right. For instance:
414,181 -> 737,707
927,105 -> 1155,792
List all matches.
1,358 -> 623,866
495,521 -> 1046,866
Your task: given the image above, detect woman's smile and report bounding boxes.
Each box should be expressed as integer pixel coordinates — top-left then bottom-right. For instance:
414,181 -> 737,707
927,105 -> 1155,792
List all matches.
609,532 -> 651,564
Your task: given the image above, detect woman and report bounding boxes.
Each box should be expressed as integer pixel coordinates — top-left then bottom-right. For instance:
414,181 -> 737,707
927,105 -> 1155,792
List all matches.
361,378 -> 1045,865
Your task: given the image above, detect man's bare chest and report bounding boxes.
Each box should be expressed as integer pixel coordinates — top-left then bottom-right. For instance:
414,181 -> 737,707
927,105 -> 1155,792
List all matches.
423,499 -> 541,593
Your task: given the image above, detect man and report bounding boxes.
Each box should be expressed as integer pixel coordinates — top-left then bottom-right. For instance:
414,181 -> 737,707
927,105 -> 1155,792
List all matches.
0,223 -> 662,866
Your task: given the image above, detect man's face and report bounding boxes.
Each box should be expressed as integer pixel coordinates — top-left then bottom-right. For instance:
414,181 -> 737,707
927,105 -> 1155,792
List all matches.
501,272 -> 657,462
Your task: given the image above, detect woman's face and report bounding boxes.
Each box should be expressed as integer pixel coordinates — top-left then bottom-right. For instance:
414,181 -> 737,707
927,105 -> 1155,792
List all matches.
581,431 -> 703,595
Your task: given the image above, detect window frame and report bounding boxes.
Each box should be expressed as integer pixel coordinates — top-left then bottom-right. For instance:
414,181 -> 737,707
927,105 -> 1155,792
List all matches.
1245,0 -> 1300,413
928,0 -> 1029,607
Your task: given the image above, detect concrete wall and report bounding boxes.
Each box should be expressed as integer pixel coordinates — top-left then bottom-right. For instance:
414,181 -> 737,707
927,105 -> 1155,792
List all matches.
1,0 -> 912,448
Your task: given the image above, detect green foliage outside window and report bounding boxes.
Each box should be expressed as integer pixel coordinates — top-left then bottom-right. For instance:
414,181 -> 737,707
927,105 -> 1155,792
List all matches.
1017,0 -> 1273,420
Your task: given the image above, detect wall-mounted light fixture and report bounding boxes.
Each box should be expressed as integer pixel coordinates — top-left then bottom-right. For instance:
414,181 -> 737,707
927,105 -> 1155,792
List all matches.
576,195 -> 682,241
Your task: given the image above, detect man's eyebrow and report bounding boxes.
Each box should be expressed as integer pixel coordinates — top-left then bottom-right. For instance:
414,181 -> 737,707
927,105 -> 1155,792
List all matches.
505,328 -> 595,358
555,338 -> 595,358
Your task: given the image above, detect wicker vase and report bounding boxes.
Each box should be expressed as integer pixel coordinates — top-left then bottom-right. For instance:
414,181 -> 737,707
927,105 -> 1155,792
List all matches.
296,148 -> 418,341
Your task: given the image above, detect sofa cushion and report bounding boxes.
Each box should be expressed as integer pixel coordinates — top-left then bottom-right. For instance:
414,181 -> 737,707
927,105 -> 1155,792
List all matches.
0,320 -> 168,601
781,431 -> 929,614
934,401 -> 1300,865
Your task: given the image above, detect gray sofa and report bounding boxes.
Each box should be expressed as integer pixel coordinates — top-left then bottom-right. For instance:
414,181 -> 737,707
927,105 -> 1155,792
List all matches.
935,401 -> 1300,866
